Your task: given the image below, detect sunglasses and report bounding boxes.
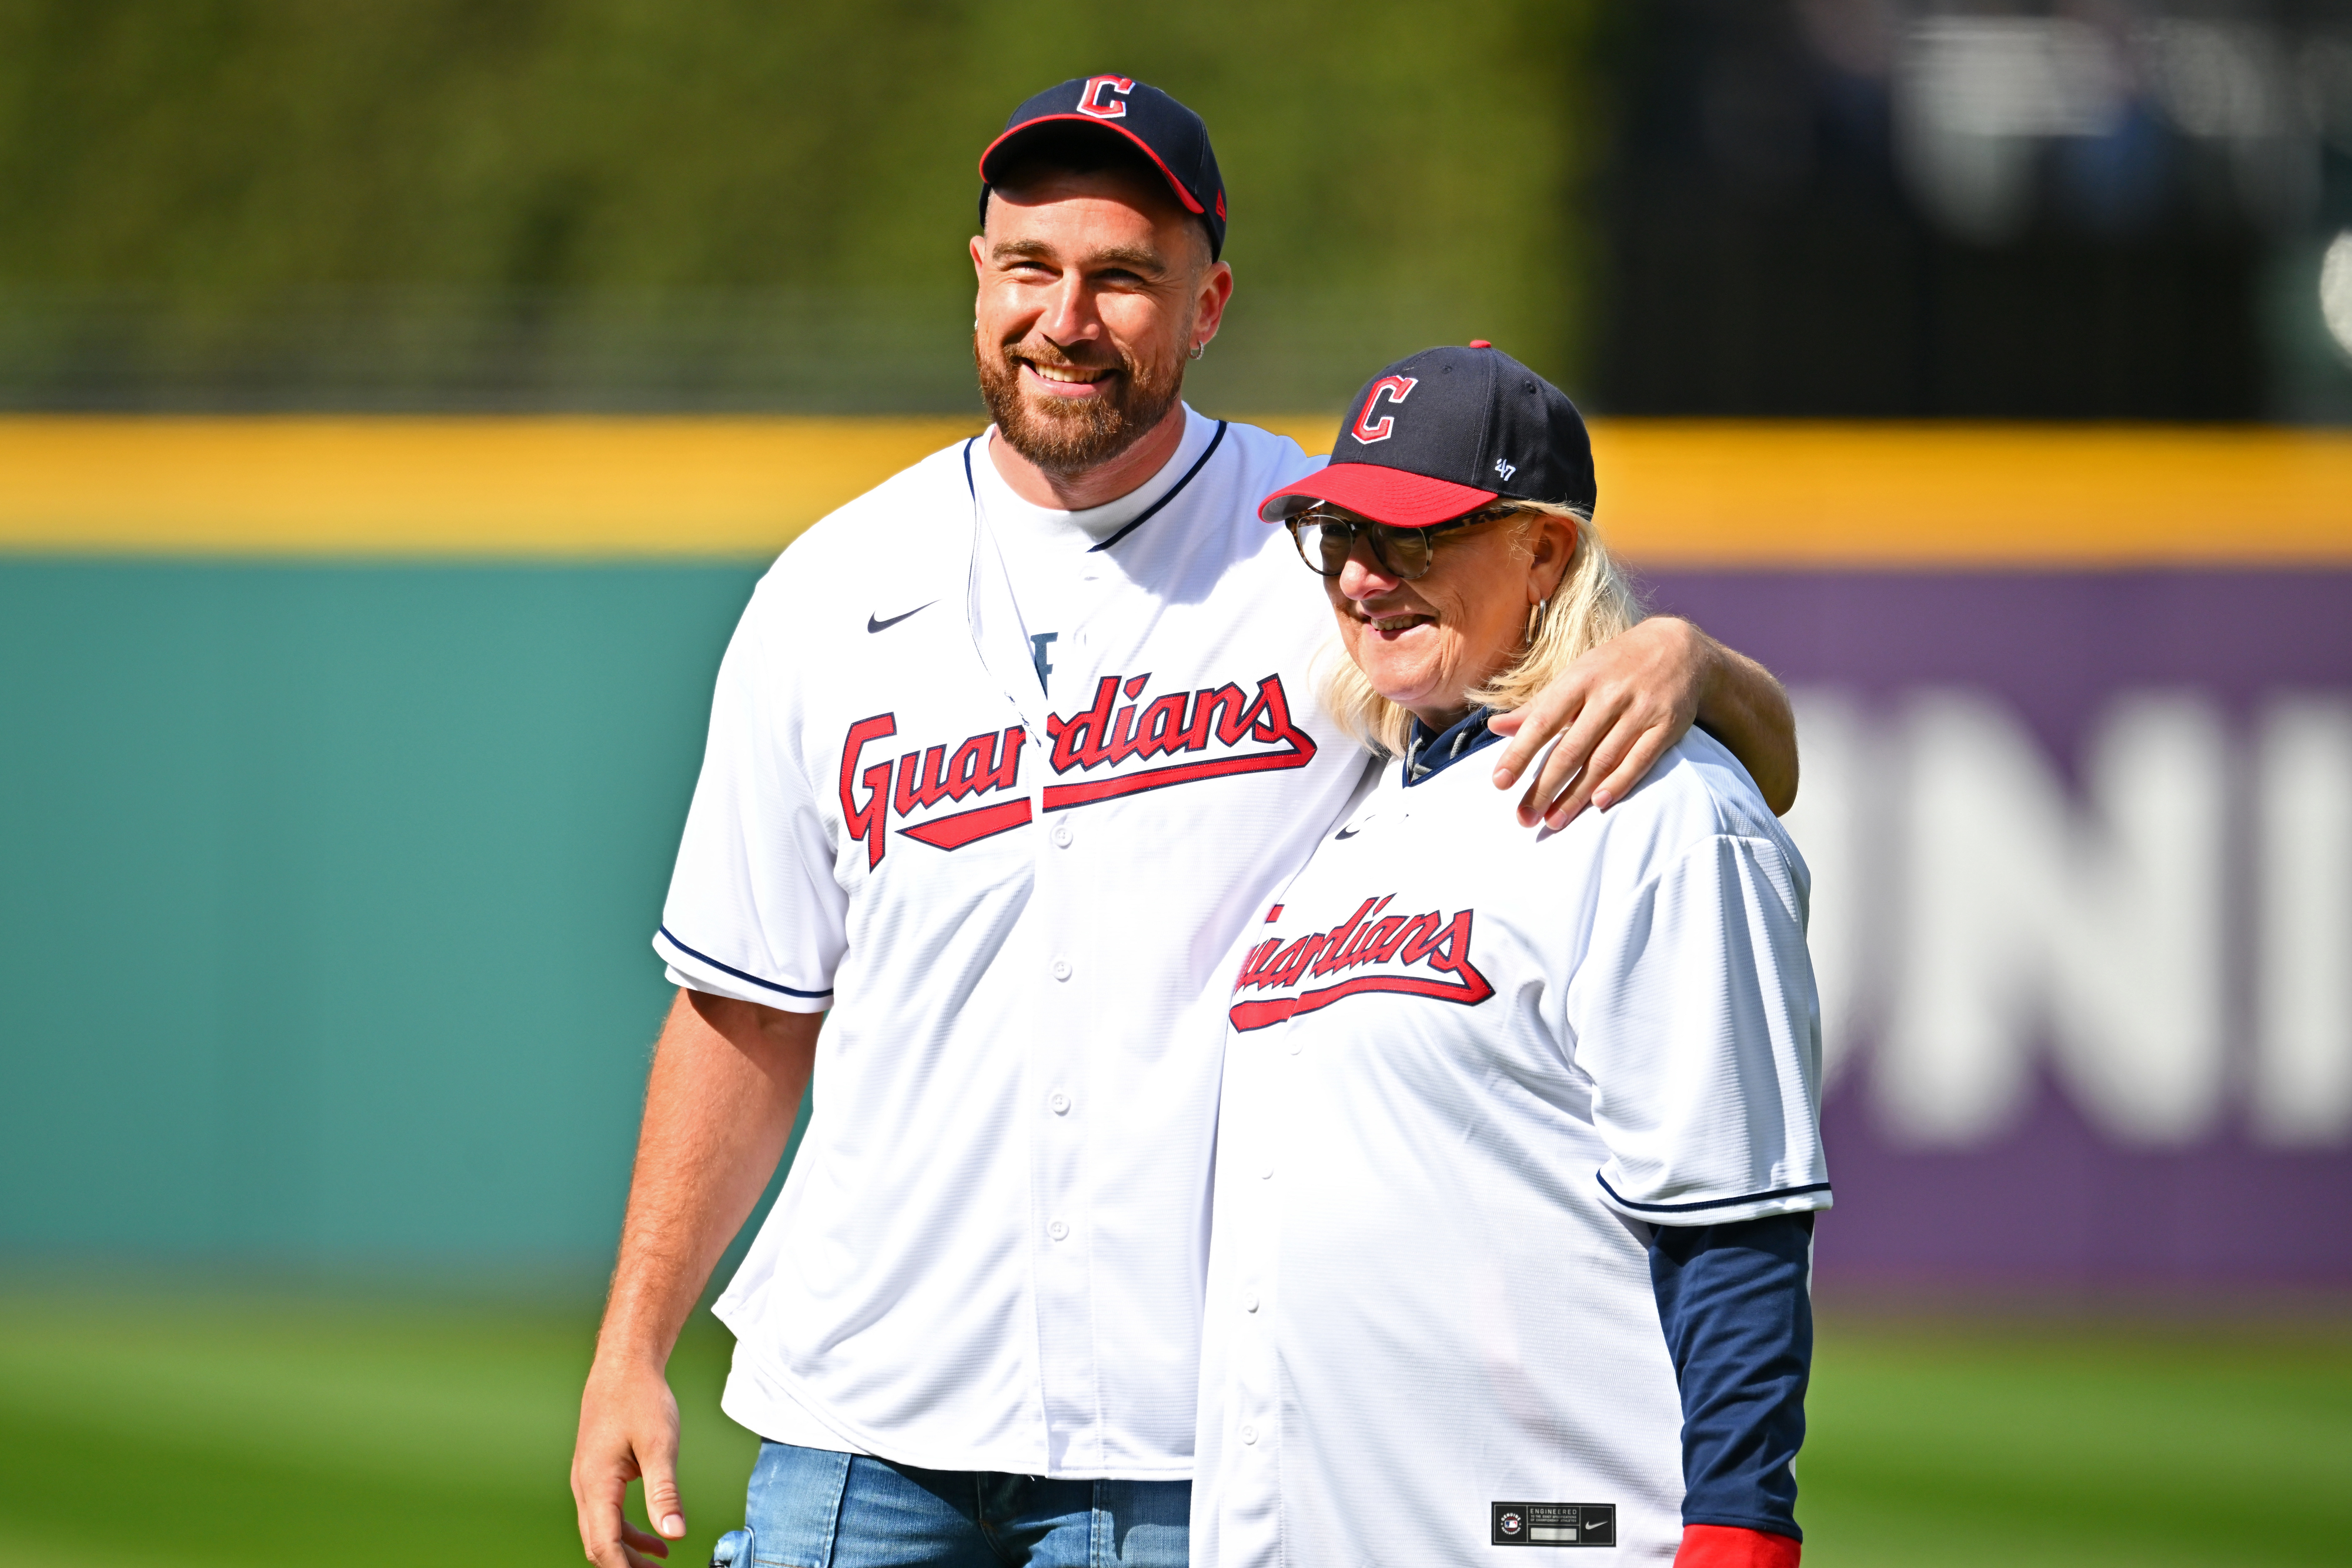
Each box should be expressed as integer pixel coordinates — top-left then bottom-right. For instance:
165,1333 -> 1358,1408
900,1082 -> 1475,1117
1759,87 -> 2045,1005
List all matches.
1285,503 -> 1522,581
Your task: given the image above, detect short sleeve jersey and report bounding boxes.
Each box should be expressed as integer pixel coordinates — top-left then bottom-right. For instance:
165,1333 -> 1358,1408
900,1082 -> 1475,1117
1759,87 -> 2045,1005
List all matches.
1192,729 -> 1830,1565
656,409 -> 1374,1479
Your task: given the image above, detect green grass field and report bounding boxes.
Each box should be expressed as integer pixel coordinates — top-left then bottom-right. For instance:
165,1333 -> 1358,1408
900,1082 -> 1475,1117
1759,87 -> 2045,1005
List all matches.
0,1287 -> 2345,1567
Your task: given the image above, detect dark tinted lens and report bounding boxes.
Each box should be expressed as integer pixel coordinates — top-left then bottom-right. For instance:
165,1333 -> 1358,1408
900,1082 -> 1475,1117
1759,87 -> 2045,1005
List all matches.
1315,523 -> 1355,577
1290,513 -> 1447,580
1372,524 -> 1433,579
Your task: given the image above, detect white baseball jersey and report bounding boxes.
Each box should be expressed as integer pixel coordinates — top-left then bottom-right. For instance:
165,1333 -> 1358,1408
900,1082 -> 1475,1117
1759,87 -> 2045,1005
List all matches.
656,406 -> 1377,1478
1192,727 -> 1830,1566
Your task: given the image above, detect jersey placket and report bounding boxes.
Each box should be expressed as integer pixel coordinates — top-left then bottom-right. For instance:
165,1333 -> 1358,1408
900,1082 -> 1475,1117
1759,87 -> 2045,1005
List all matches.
1025,616 -> 1106,1476
971,453 -> 1169,1475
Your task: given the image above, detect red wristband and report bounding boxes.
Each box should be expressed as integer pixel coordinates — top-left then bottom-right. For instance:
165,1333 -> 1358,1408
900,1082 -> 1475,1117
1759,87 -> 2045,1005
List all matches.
1674,1524 -> 1800,1568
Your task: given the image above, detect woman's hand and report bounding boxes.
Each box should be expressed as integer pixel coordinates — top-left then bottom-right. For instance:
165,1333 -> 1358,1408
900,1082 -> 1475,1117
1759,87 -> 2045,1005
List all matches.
1487,616 -> 1799,829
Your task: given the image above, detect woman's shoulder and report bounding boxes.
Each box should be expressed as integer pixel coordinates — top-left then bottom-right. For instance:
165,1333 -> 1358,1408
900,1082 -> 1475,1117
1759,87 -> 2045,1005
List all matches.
1582,728 -> 1806,879
1658,728 -> 1784,828
1424,727 -> 1780,854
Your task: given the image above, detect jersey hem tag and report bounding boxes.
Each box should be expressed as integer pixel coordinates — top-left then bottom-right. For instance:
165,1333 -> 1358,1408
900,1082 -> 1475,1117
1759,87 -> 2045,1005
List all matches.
1491,1502 -> 1616,1547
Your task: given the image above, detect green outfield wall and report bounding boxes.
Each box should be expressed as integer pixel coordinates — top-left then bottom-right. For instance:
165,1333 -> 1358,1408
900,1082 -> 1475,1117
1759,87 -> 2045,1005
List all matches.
0,561 -> 761,1263
7,416 -> 2348,1276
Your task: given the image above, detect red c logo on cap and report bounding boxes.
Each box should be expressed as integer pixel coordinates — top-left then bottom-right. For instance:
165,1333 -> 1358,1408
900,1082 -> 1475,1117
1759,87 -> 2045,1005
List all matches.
1351,375 -> 1418,444
1078,76 -> 1135,119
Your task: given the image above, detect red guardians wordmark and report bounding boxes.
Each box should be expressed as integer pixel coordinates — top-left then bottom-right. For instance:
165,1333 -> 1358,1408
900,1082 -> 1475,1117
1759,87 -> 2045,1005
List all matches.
838,672 -> 1318,867
1230,894 -> 1494,1030
838,715 -> 1027,866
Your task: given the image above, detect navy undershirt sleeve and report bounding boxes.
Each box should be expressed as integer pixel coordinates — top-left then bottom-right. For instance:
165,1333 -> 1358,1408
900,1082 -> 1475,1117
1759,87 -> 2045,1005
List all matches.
1646,1211 -> 1815,1540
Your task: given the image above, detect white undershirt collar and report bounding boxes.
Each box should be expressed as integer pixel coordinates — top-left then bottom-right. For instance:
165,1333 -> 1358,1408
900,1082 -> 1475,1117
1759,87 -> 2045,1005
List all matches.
974,404 -> 1217,556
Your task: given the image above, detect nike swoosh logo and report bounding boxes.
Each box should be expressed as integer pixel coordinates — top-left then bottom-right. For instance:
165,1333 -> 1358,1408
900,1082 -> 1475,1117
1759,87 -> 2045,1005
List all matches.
867,601 -> 937,634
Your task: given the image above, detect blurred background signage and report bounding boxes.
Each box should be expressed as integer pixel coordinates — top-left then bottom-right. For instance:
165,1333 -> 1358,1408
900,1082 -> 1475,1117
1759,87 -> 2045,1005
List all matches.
2,1 -> 2350,420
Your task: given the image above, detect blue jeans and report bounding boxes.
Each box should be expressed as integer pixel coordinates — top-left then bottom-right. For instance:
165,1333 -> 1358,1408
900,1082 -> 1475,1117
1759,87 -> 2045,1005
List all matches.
742,1440 -> 1190,1568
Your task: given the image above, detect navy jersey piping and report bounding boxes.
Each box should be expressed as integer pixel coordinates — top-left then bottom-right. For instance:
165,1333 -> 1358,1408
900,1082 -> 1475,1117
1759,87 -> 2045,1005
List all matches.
1093,419 -> 1230,551
1598,1174 -> 1832,1215
961,420 -> 1230,554
659,925 -> 833,1000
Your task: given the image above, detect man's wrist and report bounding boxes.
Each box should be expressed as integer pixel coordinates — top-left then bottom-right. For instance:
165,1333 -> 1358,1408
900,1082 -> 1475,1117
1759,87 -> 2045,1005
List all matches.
1675,618 -> 1732,726
587,1349 -> 671,1388
1686,621 -> 1729,697
589,1308 -> 684,1379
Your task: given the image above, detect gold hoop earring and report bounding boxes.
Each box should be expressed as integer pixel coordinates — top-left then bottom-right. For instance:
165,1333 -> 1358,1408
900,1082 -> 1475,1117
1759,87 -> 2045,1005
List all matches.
1525,597 -> 1549,645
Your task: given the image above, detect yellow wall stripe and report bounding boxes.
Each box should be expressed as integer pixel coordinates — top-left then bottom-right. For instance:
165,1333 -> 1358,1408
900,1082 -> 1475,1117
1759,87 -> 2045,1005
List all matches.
2,416 -> 2347,564
0,417 -> 984,560
1587,421 -> 2352,566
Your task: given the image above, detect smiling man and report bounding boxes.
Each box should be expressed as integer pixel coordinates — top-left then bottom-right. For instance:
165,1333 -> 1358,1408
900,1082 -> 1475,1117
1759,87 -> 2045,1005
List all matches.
571,76 -> 1800,1568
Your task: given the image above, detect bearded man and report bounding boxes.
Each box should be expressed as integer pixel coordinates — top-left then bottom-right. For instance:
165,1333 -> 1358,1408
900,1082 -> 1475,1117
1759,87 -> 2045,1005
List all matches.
572,76 -> 1800,1568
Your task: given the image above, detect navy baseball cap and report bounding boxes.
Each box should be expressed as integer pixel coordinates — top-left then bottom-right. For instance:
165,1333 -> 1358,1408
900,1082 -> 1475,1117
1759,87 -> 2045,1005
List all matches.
978,75 -> 1227,259
1260,342 -> 1598,529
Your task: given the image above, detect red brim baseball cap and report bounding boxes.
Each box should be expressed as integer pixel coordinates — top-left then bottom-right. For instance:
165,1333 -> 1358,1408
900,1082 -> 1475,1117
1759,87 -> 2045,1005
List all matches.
1258,464 -> 1498,529
1259,341 -> 1598,529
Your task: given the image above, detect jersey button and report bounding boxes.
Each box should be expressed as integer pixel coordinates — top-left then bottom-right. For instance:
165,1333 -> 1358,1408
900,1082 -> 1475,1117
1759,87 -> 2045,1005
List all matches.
1051,957 -> 1073,981
1052,821 -> 1074,848
1239,1423 -> 1258,1445
1242,1292 -> 1259,1313
1047,1218 -> 1070,1241
1048,1091 -> 1072,1115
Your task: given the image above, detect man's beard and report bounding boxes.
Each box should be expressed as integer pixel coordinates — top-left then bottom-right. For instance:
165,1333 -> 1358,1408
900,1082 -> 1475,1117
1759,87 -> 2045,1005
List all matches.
975,335 -> 1185,479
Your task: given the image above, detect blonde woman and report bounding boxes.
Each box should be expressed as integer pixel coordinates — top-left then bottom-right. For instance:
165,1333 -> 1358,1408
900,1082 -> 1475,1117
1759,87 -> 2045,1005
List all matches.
1190,345 -> 1830,1568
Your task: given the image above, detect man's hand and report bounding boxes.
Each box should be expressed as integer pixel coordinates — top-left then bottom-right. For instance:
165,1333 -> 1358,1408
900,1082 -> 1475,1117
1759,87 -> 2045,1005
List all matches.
569,989 -> 821,1567
573,1356 -> 686,1568
1488,616 -> 1798,829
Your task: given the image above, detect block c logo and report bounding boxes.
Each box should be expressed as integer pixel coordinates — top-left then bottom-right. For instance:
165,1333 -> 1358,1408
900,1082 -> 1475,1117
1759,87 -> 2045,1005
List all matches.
1351,375 -> 1418,444
1078,75 -> 1135,119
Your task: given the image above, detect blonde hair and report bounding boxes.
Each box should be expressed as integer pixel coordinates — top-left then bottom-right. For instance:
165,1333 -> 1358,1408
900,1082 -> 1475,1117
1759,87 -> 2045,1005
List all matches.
1314,502 -> 1648,757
